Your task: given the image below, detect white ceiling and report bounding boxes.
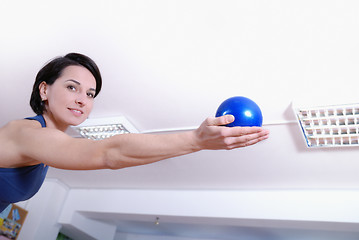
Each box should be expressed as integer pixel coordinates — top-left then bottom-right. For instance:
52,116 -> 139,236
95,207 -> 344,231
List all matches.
2,0 -> 359,239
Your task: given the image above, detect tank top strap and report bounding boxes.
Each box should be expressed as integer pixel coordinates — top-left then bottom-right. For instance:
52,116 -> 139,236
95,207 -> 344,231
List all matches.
25,115 -> 46,128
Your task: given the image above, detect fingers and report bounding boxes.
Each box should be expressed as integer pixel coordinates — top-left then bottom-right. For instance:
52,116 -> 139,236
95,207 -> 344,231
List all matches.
207,115 -> 235,126
223,129 -> 270,149
232,135 -> 269,148
222,126 -> 266,137
208,116 -> 263,135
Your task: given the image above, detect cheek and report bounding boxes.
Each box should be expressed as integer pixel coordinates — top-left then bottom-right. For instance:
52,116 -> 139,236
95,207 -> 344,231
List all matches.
48,91 -> 73,110
86,100 -> 94,111
49,88 -> 69,101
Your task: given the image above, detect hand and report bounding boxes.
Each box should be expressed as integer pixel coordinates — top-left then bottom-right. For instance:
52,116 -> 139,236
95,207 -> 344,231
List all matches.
193,115 -> 269,150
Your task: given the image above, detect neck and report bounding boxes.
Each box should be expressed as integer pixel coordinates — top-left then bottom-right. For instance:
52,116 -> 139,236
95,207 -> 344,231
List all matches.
42,113 -> 69,132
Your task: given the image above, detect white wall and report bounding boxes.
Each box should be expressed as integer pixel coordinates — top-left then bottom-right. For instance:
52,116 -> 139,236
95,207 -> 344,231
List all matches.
58,188 -> 359,240
16,179 -> 69,240
12,179 -> 359,240
58,188 -> 359,226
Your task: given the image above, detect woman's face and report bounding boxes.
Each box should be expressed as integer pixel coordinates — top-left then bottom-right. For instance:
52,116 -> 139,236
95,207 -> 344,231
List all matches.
40,65 -> 97,129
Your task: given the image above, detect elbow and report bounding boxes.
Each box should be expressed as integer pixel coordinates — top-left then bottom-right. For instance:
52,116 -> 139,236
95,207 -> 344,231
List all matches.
99,139 -> 148,170
103,150 -> 121,170
102,148 -> 132,170
103,157 -> 117,170
98,140 -> 124,170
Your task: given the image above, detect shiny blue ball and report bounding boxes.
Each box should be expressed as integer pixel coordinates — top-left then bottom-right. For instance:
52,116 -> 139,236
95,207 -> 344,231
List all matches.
215,96 -> 263,127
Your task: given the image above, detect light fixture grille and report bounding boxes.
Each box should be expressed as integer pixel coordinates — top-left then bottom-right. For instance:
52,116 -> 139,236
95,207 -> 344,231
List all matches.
67,116 -> 139,140
77,124 -> 130,140
294,103 -> 359,148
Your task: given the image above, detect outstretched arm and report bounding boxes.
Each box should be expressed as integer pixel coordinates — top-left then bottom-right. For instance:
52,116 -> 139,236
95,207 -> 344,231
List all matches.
3,115 -> 269,170
103,115 -> 269,169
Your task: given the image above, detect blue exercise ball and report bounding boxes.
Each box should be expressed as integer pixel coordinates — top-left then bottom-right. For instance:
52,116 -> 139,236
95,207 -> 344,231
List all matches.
215,96 -> 263,127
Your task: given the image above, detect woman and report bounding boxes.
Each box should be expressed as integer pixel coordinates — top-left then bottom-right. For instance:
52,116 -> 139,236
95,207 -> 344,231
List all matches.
0,53 -> 269,212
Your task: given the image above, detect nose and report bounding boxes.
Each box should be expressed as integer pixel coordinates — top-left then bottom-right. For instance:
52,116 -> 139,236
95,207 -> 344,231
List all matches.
75,94 -> 86,106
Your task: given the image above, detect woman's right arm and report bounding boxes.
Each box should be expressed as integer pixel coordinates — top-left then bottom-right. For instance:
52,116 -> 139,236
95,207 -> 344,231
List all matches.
0,115 -> 269,170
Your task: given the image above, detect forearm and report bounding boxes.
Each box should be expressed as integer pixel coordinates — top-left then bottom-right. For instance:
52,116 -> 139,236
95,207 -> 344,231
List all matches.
102,131 -> 201,169
100,115 -> 269,170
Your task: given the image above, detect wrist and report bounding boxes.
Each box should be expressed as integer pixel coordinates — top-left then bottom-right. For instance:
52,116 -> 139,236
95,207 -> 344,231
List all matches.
186,130 -> 202,152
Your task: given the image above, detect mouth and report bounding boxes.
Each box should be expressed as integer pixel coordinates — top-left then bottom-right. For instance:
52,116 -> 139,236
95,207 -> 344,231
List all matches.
68,108 -> 84,116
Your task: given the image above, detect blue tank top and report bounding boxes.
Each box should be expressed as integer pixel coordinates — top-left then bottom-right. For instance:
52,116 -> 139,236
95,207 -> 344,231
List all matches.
0,115 -> 49,212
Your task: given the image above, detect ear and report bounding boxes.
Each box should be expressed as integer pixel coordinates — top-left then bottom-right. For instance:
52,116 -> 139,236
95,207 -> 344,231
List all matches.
39,82 -> 48,101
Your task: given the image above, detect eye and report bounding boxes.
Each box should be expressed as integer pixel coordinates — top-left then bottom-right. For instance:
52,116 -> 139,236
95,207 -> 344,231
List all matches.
67,85 -> 76,91
87,92 -> 95,98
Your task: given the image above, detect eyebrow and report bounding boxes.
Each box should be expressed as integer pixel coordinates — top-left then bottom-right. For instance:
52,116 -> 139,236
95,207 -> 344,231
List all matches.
65,79 -> 96,92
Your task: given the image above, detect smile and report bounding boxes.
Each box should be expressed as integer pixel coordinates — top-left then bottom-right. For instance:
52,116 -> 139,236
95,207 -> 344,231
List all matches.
69,108 -> 83,116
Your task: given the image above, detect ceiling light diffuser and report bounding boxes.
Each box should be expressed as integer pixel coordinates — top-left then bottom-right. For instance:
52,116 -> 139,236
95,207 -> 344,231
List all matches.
67,116 -> 139,140
293,103 -> 359,148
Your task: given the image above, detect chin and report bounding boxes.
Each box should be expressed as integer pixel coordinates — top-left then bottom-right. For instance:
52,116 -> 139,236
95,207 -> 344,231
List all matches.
66,115 -> 87,126
72,118 -> 87,126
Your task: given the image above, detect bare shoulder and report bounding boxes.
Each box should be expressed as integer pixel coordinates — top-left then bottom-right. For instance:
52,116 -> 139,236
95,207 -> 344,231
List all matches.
0,119 -> 50,167
2,118 -> 74,148
0,119 -> 42,141
0,118 -> 107,170
2,118 -> 42,130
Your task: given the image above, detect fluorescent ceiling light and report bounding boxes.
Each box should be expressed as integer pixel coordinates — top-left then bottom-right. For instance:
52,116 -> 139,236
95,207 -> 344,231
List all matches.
293,103 -> 359,148
67,116 -> 139,140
